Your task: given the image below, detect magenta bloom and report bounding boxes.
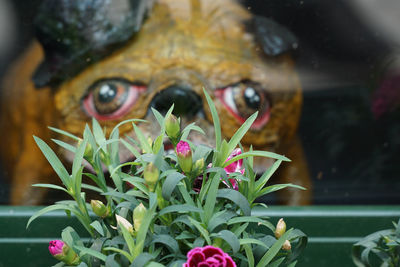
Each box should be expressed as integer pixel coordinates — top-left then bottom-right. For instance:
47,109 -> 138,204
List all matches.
176,141 -> 192,173
176,141 -> 191,156
184,246 -> 236,267
49,240 -> 64,256
223,148 -> 244,190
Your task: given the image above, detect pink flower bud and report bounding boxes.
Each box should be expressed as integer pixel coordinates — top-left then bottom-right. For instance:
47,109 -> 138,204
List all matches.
183,245 -> 236,267
49,240 -> 64,256
48,240 -> 80,265
176,141 -> 192,173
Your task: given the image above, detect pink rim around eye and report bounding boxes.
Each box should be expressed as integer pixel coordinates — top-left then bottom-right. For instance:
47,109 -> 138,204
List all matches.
215,88 -> 270,130
82,85 -> 145,121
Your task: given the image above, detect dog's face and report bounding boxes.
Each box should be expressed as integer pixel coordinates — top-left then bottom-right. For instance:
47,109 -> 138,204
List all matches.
52,0 -> 302,169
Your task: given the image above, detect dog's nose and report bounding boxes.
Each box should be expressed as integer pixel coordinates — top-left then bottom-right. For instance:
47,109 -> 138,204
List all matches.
150,85 -> 202,116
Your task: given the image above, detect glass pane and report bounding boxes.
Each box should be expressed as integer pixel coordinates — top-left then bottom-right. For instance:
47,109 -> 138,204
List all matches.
0,0 -> 399,205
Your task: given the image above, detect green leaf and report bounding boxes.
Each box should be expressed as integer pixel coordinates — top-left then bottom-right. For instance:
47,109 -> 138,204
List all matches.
91,118 -> 106,148
159,204 -> 203,216
257,184 -> 305,198
131,253 -> 155,267
285,229 -> 308,263
255,160 -> 282,190
223,152 -> 289,169
105,254 -> 120,267
110,118 -> 146,138
188,217 -> 212,245
215,230 -> 240,253
109,127 -> 120,165
133,193 -> 158,259
122,175 -> 149,196
132,122 -> 152,153
51,139 -> 77,153
267,257 -> 285,267
32,183 -> 69,194
119,218 -> 136,259
243,242 -> 255,267
151,234 -> 180,254
171,215 -> 195,231
204,172 -> 222,223
181,122 -> 205,140
121,139 -> 142,161
72,139 -> 87,180
226,112 -> 258,159
103,247 -> 133,262
90,221 -> 104,236
240,238 -> 269,248
33,136 -> 71,189
27,204 -> 70,229
153,135 -> 164,154
162,172 -> 186,200
175,231 -> 197,240
62,226 -> 85,248
256,229 -> 293,267
74,245 -> 107,262
203,88 -> 221,150
146,262 -> 165,267
217,189 -> 251,216
48,126 -> 80,141
228,216 -> 274,232
110,162 -> 140,177
208,211 -> 237,232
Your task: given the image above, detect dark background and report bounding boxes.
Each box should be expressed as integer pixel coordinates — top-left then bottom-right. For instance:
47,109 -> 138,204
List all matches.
1,0 -> 399,205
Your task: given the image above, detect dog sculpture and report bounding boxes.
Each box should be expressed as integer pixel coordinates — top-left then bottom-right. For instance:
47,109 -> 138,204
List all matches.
0,0 -> 311,205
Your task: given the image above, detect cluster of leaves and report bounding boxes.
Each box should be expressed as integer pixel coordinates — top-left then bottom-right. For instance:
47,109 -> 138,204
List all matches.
27,90 -> 307,266
353,218 -> 400,267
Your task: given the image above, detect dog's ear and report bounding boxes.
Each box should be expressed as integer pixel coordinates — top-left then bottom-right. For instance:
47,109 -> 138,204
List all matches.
249,15 -> 298,56
32,0 -> 155,89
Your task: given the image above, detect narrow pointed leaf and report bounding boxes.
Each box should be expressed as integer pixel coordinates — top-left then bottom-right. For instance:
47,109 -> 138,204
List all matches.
33,136 -> 71,189
32,183 -> 69,194
217,189 -> 251,216
48,126 -> 80,141
162,172 -> 186,200
203,88 -> 221,150
215,230 -> 240,253
226,112 -> 258,157
256,229 -> 293,267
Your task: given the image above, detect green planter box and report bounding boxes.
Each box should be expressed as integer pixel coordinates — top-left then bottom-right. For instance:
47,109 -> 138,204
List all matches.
1,206 -> 399,266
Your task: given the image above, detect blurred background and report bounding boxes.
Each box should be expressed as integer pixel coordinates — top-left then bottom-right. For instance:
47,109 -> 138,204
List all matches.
1,0 -> 399,205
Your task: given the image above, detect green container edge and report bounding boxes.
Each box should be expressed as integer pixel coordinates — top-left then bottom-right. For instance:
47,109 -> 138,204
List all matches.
1,205 -> 399,267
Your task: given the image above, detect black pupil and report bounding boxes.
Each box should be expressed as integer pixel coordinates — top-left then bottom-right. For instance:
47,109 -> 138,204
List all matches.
244,87 -> 261,109
98,84 -> 117,103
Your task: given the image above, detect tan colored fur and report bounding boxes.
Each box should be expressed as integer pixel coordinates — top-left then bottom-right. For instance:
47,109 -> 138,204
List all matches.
1,0 -> 311,205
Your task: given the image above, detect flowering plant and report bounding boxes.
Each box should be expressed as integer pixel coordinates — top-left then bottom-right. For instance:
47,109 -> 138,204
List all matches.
27,90 -> 307,266
352,218 -> 400,267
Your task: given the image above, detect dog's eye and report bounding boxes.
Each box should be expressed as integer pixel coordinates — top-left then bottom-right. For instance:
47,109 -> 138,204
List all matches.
215,82 -> 271,129
82,79 -> 145,120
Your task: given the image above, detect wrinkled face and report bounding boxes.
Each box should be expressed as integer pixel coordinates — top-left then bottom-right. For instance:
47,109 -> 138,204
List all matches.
53,0 -> 302,168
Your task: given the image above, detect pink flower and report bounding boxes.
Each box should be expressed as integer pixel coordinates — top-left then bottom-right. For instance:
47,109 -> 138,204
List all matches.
223,148 -> 244,190
176,141 -> 192,173
184,246 -> 236,267
49,240 -> 64,256
48,240 -> 80,265
176,141 -> 191,157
